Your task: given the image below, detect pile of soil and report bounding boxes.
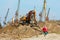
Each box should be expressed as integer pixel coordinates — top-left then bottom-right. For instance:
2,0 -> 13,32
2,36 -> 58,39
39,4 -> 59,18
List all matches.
0,24 -> 40,39
0,21 -> 60,39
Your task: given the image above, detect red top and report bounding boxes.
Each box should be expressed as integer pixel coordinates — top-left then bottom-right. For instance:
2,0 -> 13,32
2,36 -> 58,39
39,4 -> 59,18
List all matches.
42,26 -> 48,32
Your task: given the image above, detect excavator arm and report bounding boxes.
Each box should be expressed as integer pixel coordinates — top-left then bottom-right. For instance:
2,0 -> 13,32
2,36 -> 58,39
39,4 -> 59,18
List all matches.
45,8 -> 50,21
3,8 -> 9,25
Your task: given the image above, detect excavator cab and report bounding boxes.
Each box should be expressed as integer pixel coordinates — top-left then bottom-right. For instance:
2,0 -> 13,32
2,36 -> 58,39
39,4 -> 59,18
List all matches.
20,10 -> 37,25
20,16 -> 27,25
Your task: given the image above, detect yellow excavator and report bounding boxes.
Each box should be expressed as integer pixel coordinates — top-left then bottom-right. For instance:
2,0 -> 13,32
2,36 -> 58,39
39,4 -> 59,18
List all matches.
20,10 -> 37,25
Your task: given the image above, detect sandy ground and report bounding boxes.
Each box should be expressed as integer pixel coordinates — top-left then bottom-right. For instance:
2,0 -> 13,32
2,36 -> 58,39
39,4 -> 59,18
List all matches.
21,33 -> 60,40
0,21 -> 60,40
0,33 -> 60,40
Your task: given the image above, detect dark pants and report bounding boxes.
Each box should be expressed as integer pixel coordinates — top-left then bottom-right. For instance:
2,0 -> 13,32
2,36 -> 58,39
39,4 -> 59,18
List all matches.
43,32 -> 48,36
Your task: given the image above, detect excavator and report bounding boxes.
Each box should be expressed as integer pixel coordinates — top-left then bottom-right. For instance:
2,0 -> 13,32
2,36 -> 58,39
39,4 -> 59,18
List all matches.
45,8 -> 50,21
20,10 -> 37,25
13,0 -> 20,26
15,0 -> 20,23
39,12 -> 42,22
0,17 -> 2,28
3,8 -> 9,25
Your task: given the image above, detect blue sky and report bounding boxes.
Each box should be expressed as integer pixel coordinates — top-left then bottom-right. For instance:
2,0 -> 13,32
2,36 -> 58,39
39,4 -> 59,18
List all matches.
0,0 -> 60,25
